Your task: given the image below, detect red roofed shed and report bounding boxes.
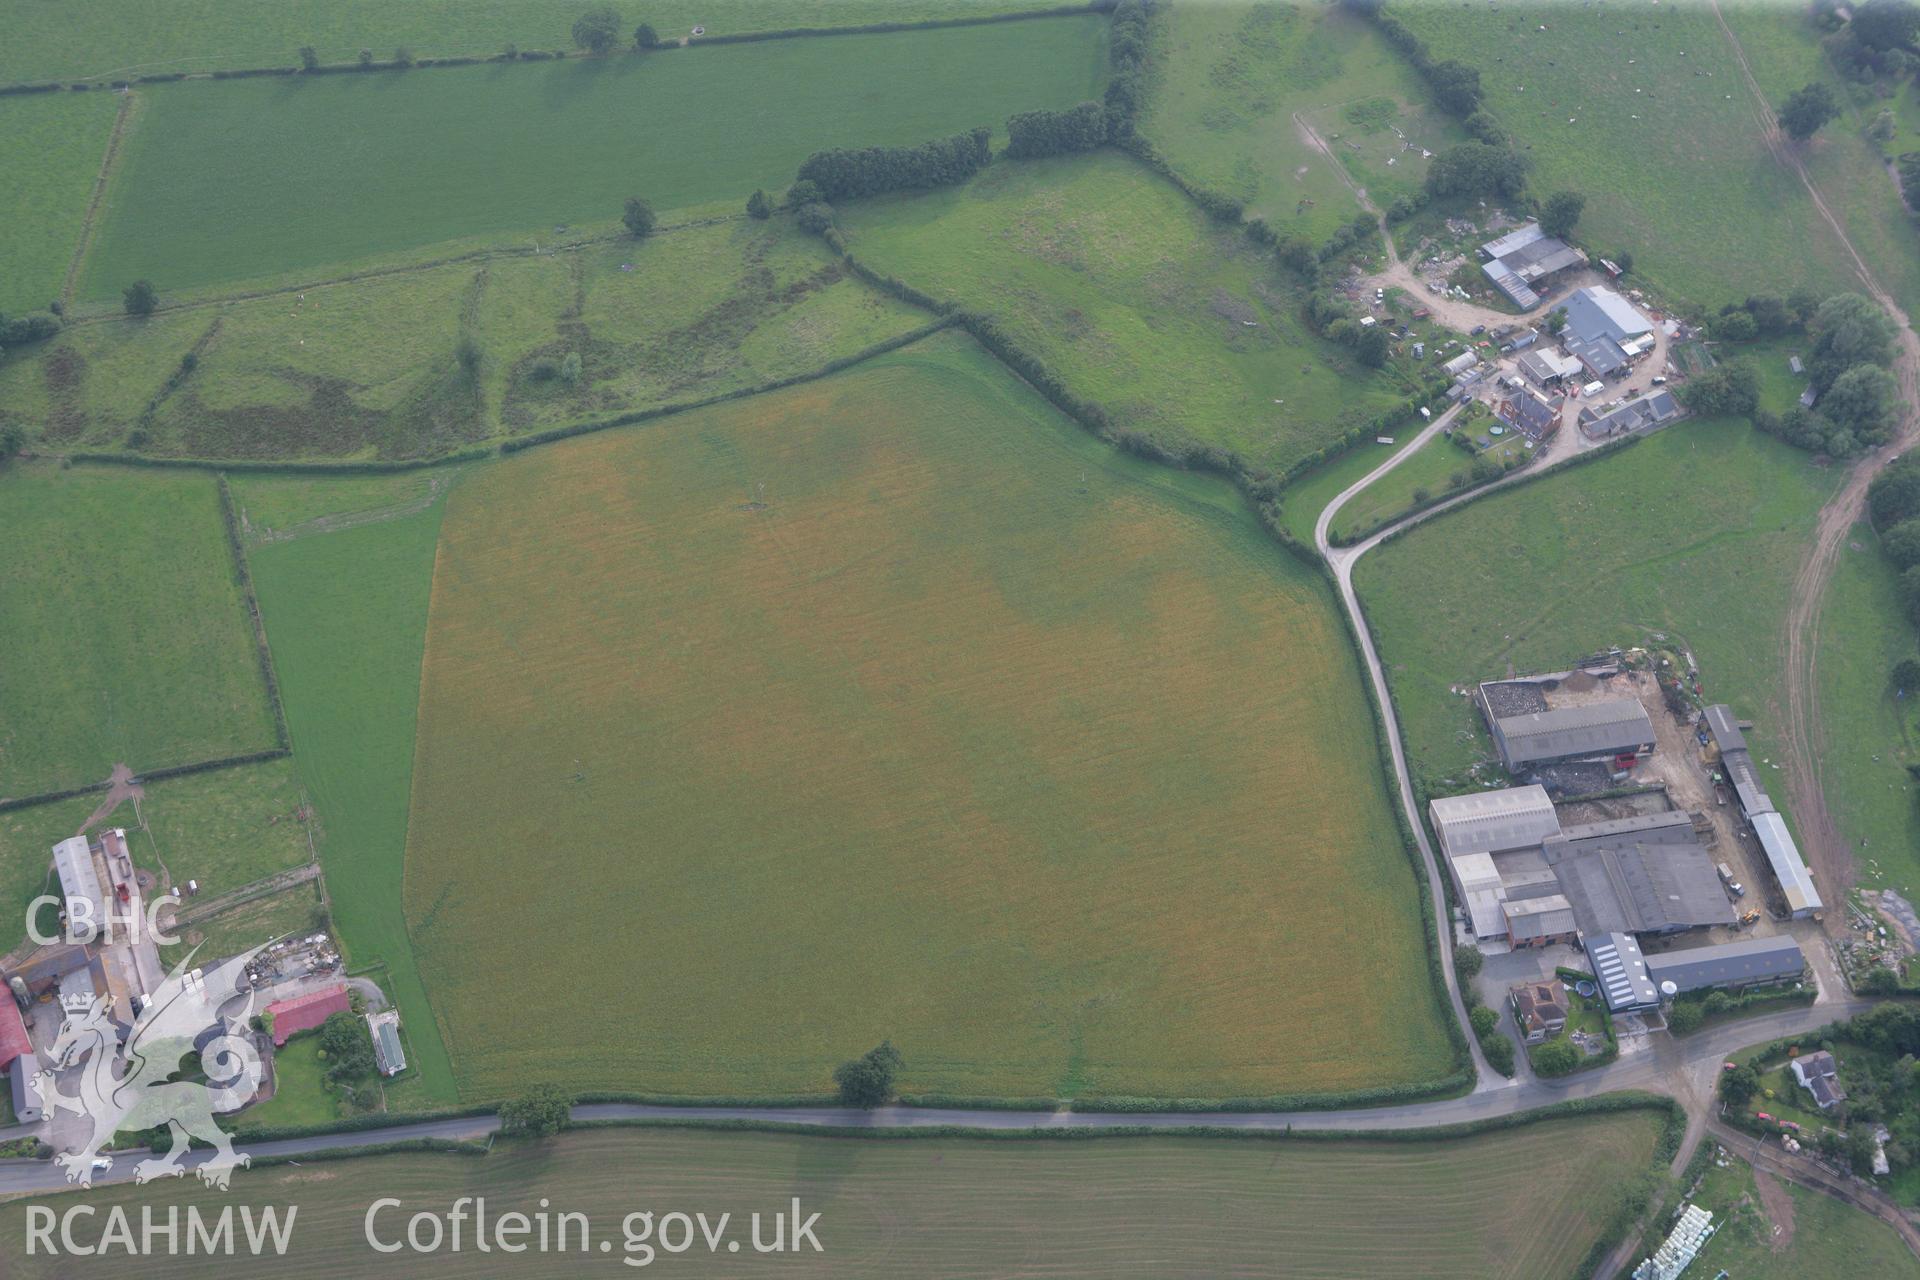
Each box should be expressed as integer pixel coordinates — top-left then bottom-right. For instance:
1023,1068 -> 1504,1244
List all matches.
0,998 -> 31,1068
265,984 -> 350,1046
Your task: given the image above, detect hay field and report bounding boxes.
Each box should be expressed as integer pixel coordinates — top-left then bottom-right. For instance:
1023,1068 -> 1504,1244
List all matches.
0,1113 -> 1666,1278
838,151 -> 1411,473
404,332 -> 1451,1101
0,462 -> 278,797
245,471 -> 461,1105
1352,419 -> 1841,795
0,88 -> 119,313
1144,1 -> 1463,242
79,17 -> 1107,296
4,215 -> 928,461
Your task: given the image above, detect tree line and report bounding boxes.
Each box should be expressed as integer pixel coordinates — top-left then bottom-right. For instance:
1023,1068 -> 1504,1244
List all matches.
795,128 -> 992,202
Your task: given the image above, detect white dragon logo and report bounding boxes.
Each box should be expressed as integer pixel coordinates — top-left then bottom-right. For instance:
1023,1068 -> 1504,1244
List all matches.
37,946 -> 265,1190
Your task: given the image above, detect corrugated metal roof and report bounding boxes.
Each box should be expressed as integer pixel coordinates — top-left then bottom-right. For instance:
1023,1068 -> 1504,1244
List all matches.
266,984 -> 351,1045
1544,833 -> 1736,935
1586,932 -> 1659,1011
1752,811 -> 1823,916
1643,935 -> 1805,993
1482,222 -> 1546,259
1703,705 -> 1746,752
1504,893 -> 1577,940
1563,286 -> 1653,345
51,836 -> 103,931
1492,698 -> 1654,767
1430,785 -> 1562,859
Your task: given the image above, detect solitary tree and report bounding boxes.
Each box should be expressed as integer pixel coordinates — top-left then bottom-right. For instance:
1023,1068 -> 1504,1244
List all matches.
746,189 -> 772,220
833,1041 -> 903,1108
358,48 -> 374,67
1538,189 -> 1586,239
500,1084 -> 574,1137
1720,1062 -> 1761,1107
298,45 -> 320,71
1780,82 -> 1841,141
123,280 -> 157,316
1452,943 -> 1484,979
393,46 -> 414,66
622,196 -> 656,238
634,23 -> 661,49
572,6 -> 623,54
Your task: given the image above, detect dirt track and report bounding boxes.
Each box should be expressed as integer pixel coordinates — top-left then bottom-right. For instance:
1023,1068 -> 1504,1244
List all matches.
1711,0 -> 1920,907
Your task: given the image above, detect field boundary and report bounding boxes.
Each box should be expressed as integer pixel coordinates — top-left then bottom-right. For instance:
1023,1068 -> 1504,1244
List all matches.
0,747 -> 292,815
215,475 -> 291,749
0,4 -> 1108,93
58,87 -> 136,312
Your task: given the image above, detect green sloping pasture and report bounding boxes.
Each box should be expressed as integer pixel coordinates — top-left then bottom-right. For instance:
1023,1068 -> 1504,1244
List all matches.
0,1115 -> 1667,1278
1392,3 -> 1867,311
1145,0 -> 1464,243
0,0 -> 1060,85
838,150 -> 1410,473
0,462 -> 278,797
79,17 -> 1109,297
1353,419 -> 1843,795
244,472 -> 460,1105
1692,1152 -> 1920,1278
0,89 -> 118,313
403,331 -> 1452,1101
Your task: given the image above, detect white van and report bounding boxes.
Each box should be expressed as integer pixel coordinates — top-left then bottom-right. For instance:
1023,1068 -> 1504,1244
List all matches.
1581,380 -> 1605,398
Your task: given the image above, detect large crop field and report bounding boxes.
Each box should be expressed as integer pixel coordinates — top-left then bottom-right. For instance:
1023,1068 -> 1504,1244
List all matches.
403,332 -> 1451,1101
0,1112 -> 1666,1277
78,18 -> 1107,296
1352,419 -> 1842,794
0,462 -> 279,797
839,151 -> 1413,473
1392,3 -> 1866,311
1145,0 -> 1462,242
244,469 -> 461,1106
4,215 -> 928,460
0,88 -> 119,313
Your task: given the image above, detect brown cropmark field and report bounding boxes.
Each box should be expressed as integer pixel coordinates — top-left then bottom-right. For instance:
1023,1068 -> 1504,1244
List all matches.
0,1114 -> 1666,1277
404,332 -> 1452,1101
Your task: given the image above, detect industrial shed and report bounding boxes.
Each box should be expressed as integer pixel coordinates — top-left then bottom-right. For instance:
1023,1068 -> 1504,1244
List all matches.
1486,697 -> 1655,770
1752,812 -> 1823,918
1586,931 -> 1660,1012
1643,935 -> 1805,995
1430,786 -> 1561,860
1561,285 -> 1653,346
1479,223 -> 1585,308
1542,831 -> 1735,935
51,836 -> 104,936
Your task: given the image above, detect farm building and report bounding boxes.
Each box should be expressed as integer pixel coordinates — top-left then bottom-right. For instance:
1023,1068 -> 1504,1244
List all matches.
1517,347 -> 1582,387
1585,931 -> 1660,1013
0,996 -> 33,1123
51,835 -> 105,937
1561,286 -> 1653,347
1499,326 -> 1540,353
1509,978 -> 1569,1043
1578,390 -> 1683,440
1641,935 -> 1805,996
1484,697 -> 1655,771
1479,223 -> 1585,308
1501,885 -> 1578,947
1541,824 -> 1735,936
1791,1049 -> 1845,1110
1564,333 -> 1631,380
1751,813 -> 1822,918
369,1010 -> 407,1076
1430,786 -> 1560,861
1701,704 -> 1823,917
266,984 -> 351,1046
1497,387 -> 1559,440
1441,350 -> 1479,377
9,1051 -> 43,1125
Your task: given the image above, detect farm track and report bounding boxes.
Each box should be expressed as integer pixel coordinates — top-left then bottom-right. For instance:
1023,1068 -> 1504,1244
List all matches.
1708,1117 -> 1920,1262
60,87 -> 137,312
1710,0 -> 1920,907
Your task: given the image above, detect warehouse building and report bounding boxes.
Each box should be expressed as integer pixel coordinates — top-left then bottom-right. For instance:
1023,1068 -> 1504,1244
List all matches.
1542,825 -> 1735,936
1642,934 -> 1806,996
1479,223 -> 1586,308
1561,285 -> 1654,347
1483,697 -> 1656,771
1701,704 -> 1823,918
1517,347 -> 1583,387
51,835 -> 105,940
1586,931 -> 1661,1012
1431,786 -> 1562,939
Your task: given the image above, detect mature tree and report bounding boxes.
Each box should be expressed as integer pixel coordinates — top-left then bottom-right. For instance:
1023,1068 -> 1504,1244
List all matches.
1886,521 -> 1920,569
572,6 -> 623,54
1532,1039 -> 1580,1076
1744,293 -> 1795,335
317,1011 -> 377,1081
1426,59 -> 1483,116
1720,1062 -> 1761,1107
1678,362 -> 1759,417
298,45 -> 320,71
1811,293 -> 1899,387
833,1040 -> 904,1108
1453,943 -> 1484,979
1872,455 -> 1920,526
0,423 -> 26,466
634,23 -> 661,49
1354,323 -> 1391,367
123,280 -> 157,316
1854,0 -> 1920,51
622,196 -> 656,238
1480,1034 -> 1515,1076
785,179 -> 823,209
500,1083 -> 574,1137
1666,1001 -> 1704,1034
1469,1006 -> 1500,1038
1712,309 -> 1758,342
746,189 -> 772,220
1462,110 -> 1509,147
1424,141 -> 1529,200
1539,190 -> 1586,239
1823,363 -> 1901,442
1780,82 -> 1842,141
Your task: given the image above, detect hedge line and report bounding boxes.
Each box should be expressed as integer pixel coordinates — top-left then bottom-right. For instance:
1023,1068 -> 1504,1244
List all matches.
216,474 -> 292,749
684,4 -> 1107,48
231,1104 -> 497,1146
136,748 -> 292,785
498,317 -> 954,454
65,446 -> 494,475
0,779 -> 111,814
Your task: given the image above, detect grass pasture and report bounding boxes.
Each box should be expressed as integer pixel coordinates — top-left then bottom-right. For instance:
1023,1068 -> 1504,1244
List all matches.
839,151 -> 1412,473
1145,1 -> 1463,243
403,331 -> 1451,1101
1328,427 -> 1476,544
160,879 -> 326,969
1690,1151 -> 1920,1279
244,471 -> 460,1105
0,1113 -> 1666,1277
79,18 -> 1108,297
0,88 -> 119,313
0,462 -> 278,797
1352,419 -> 1842,793
5,215 -> 930,460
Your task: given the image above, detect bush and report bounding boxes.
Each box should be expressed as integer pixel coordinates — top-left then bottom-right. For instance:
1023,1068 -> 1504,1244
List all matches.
794,201 -> 835,234
745,188 -> 771,219
1666,1002 -> 1704,1034
1480,1034 -> 1515,1076
833,1041 -> 904,1107
0,311 -> 61,348
123,280 -> 158,317
1532,1038 -> 1580,1076
634,23 -> 661,49
622,196 -> 656,238
559,352 -> 582,385
1712,309 -> 1758,342
298,45 -> 320,71
1453,944 -> 1484,979
1469,1006 -> 1500,1038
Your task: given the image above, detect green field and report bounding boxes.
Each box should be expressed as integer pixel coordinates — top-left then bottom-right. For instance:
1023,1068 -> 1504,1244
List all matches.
133,756 -> 312,895
1690,1151 -> 1920,1279
403,332 -> 1451,1101
6,211 -> 931,461
840,150 -> 1413,472
1353,419 -> 1842,793
245,471 -> 460,1105
0,1112 -> 1666,1277
235,1034 -> 345,1132
0,0 -> 1060,85
1392,3 -> 1867,311
0,89 -> 119,313
78,18 -> 1107,297
1329,426 -> 1480,543
0,462 -> 279,797
161,879 -> 328,969
0,792 -> 109,952
1144,1 -> 1462,242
